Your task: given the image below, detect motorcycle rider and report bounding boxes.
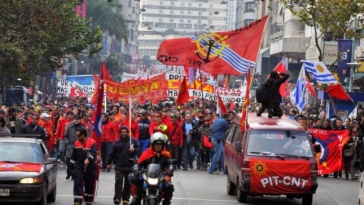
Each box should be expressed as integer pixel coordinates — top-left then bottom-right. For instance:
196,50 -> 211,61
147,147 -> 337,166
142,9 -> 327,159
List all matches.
130,132 -> 175,205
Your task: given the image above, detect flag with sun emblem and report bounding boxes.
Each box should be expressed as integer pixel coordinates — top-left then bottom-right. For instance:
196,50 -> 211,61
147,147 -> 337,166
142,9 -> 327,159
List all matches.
250,159 -> 311,193
303,61 -> 337,84
308,128 -> 350,175
157,16 -> 269,75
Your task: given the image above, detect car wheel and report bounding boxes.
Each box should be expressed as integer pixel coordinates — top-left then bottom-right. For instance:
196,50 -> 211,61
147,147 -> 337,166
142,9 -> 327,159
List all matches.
236,186 -> 247,203
47,184 -> 57,203
36,187 -> 47,205
302,194 -> 313,205
227,177 -> 236,195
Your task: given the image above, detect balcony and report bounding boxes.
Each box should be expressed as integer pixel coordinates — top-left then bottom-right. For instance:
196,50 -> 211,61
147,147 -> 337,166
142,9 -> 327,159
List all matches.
270,30 -> 309,60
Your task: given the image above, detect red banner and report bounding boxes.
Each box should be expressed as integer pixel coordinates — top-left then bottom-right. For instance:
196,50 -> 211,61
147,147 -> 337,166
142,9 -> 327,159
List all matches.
0,162 -> 42,172
308,129 -> 350,175
250,159 -> 311,194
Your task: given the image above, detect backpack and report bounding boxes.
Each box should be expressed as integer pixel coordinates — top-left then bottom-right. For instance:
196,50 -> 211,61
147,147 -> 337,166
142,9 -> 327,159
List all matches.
255,84 -> 272,103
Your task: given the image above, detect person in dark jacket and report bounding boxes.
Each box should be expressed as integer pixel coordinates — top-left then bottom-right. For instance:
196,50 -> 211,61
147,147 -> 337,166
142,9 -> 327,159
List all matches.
257,71 -> 289,118
20,115 -> 46,141
107,126 -> 140,205
181,113 -> 199,170
137,109 -> 151,153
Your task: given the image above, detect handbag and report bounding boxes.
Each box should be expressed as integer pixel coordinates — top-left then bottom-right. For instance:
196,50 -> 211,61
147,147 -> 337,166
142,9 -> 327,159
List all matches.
343,146 -> 354,157
202,135 -> 213,149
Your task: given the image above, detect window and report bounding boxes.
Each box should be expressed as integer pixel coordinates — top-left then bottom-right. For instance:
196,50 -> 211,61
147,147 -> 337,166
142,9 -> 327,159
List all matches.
244,2 -> 255,12
246,130 -> 314,157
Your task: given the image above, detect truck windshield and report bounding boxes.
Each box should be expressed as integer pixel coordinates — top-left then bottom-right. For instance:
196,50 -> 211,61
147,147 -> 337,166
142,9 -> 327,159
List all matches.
247,130 -> 314,157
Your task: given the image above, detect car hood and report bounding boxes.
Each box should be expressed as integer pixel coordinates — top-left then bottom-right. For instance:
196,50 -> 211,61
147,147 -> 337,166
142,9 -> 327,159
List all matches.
0,161 -> 42,172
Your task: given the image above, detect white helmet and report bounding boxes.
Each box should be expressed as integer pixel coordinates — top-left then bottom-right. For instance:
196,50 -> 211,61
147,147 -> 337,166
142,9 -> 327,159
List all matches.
150,132 -> 166,146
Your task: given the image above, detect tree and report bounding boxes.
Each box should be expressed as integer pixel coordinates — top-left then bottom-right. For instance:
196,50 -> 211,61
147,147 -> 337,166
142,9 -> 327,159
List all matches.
0,0 -> 103,100
283,0 -> 364,63
86,0 -> 128,42
141,55 -> 152,69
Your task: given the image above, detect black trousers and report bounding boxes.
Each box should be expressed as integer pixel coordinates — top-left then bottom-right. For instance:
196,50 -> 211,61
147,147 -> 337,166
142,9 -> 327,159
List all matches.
257,102 -> 272,116
114,170 -> 131,202
169,144 -> 180,165
271,102 -> 283,117
200,148 -> 211,164
66,157 -> 73,177
73,163 -> 95,203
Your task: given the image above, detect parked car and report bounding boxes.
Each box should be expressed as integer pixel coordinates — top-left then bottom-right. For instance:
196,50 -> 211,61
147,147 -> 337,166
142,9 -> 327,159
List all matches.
0,136 -> 57,205
224,113 -> 318,205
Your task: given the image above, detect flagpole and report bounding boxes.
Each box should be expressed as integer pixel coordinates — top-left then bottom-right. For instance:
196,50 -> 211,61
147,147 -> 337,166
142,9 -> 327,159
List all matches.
199,68 -> 204,110
103,84 -> 107,113
128,94 -> 132,147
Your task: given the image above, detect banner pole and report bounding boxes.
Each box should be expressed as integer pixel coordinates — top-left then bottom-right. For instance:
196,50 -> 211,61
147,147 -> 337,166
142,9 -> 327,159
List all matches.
129,94 -> 132,147
199,68 -> 204,111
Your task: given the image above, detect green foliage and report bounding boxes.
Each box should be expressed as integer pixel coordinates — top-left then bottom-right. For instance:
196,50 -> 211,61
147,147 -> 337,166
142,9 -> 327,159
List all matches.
86,0 -> 128,43
283,0 -> 364,61
141,55 -> 152,69
0,0 -> 102,86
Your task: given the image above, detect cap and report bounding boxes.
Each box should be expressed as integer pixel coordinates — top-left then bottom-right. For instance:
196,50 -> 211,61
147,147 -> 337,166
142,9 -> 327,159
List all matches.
0,110 -> 5,115
154,113 -> 161,117
139,109 -> 147,115
40,113 -> 51,118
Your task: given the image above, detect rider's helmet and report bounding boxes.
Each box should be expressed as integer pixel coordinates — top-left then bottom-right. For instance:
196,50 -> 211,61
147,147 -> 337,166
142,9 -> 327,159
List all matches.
150,132 -> 166,151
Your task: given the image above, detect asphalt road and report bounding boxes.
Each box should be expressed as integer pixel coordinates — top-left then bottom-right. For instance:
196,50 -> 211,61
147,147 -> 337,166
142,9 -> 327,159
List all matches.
54,164 -> 358,205
2,164 -> 360,205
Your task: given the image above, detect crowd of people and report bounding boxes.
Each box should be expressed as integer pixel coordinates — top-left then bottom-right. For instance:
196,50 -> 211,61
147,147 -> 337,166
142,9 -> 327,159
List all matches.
0,70 -> 363,204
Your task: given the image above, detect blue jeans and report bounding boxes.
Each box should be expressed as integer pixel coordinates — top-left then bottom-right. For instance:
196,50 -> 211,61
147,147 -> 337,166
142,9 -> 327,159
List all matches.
138,139 -> 150,154
208,138 -> 225,174
182,141 -> 195,169
101,142 -> 113,169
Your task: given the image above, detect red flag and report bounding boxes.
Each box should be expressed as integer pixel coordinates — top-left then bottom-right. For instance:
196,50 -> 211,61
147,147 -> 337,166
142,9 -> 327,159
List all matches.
101,63 -> 112,81
70,87 -> 88,98
308,129 -> 350,174
306,80 -> 316,97
272,56 -> 290,97
229,100 -> 235,111
217,94 -> 228,114
201,76 -> 207,84
176,77 -> 189,105
240,67 -> 251,133
93,63 -> 107,137
326,84 -> 351,100
157,16 -> 269,75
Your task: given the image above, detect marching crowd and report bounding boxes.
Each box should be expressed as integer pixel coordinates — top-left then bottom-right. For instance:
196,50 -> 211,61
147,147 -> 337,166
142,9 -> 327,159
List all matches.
0,71 -> 363,204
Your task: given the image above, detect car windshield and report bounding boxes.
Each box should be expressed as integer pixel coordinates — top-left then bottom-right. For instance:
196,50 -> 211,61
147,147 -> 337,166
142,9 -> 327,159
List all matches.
247,130 -> 314,158
0,142 -> 43,163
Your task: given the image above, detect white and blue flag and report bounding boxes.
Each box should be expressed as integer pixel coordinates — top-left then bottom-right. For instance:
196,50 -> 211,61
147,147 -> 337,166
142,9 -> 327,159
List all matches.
303,61 -> 337,84
292,66 -> 307,112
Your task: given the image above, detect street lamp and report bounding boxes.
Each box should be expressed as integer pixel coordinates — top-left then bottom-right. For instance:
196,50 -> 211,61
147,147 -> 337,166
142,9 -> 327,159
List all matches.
346,62 -> 361,92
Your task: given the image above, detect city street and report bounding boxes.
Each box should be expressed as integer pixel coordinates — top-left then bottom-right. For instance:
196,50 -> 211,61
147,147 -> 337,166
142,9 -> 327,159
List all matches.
50,165 -> 359,205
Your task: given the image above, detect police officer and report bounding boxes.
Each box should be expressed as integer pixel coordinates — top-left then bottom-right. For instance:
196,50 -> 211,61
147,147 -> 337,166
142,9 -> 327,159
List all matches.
70,128 -> 97,205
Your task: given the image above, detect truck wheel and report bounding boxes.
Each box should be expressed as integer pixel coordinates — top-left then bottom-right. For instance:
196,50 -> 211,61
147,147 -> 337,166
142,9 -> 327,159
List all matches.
227,177 -> 236,195
302,194 -> 313,205
236,186 -> 247,203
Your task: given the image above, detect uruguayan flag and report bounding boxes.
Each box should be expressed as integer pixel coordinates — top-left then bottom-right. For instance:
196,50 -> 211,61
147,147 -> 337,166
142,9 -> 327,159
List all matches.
303,61 -> 337,84
292,66 -> 307,112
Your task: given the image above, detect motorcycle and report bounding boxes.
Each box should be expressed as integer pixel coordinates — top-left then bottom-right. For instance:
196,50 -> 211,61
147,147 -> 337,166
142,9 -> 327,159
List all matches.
140,159 -> 177,205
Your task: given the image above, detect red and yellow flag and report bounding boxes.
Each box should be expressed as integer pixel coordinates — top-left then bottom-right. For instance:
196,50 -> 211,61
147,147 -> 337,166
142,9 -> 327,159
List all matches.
240,67 -> 251,133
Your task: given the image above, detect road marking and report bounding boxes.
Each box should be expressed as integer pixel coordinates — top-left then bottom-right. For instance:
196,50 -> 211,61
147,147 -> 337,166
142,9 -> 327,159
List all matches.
57,195 -> 237,203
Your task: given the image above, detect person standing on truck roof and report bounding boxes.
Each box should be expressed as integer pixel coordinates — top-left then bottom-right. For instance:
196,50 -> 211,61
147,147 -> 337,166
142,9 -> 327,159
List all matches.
257,71 -> 289,118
